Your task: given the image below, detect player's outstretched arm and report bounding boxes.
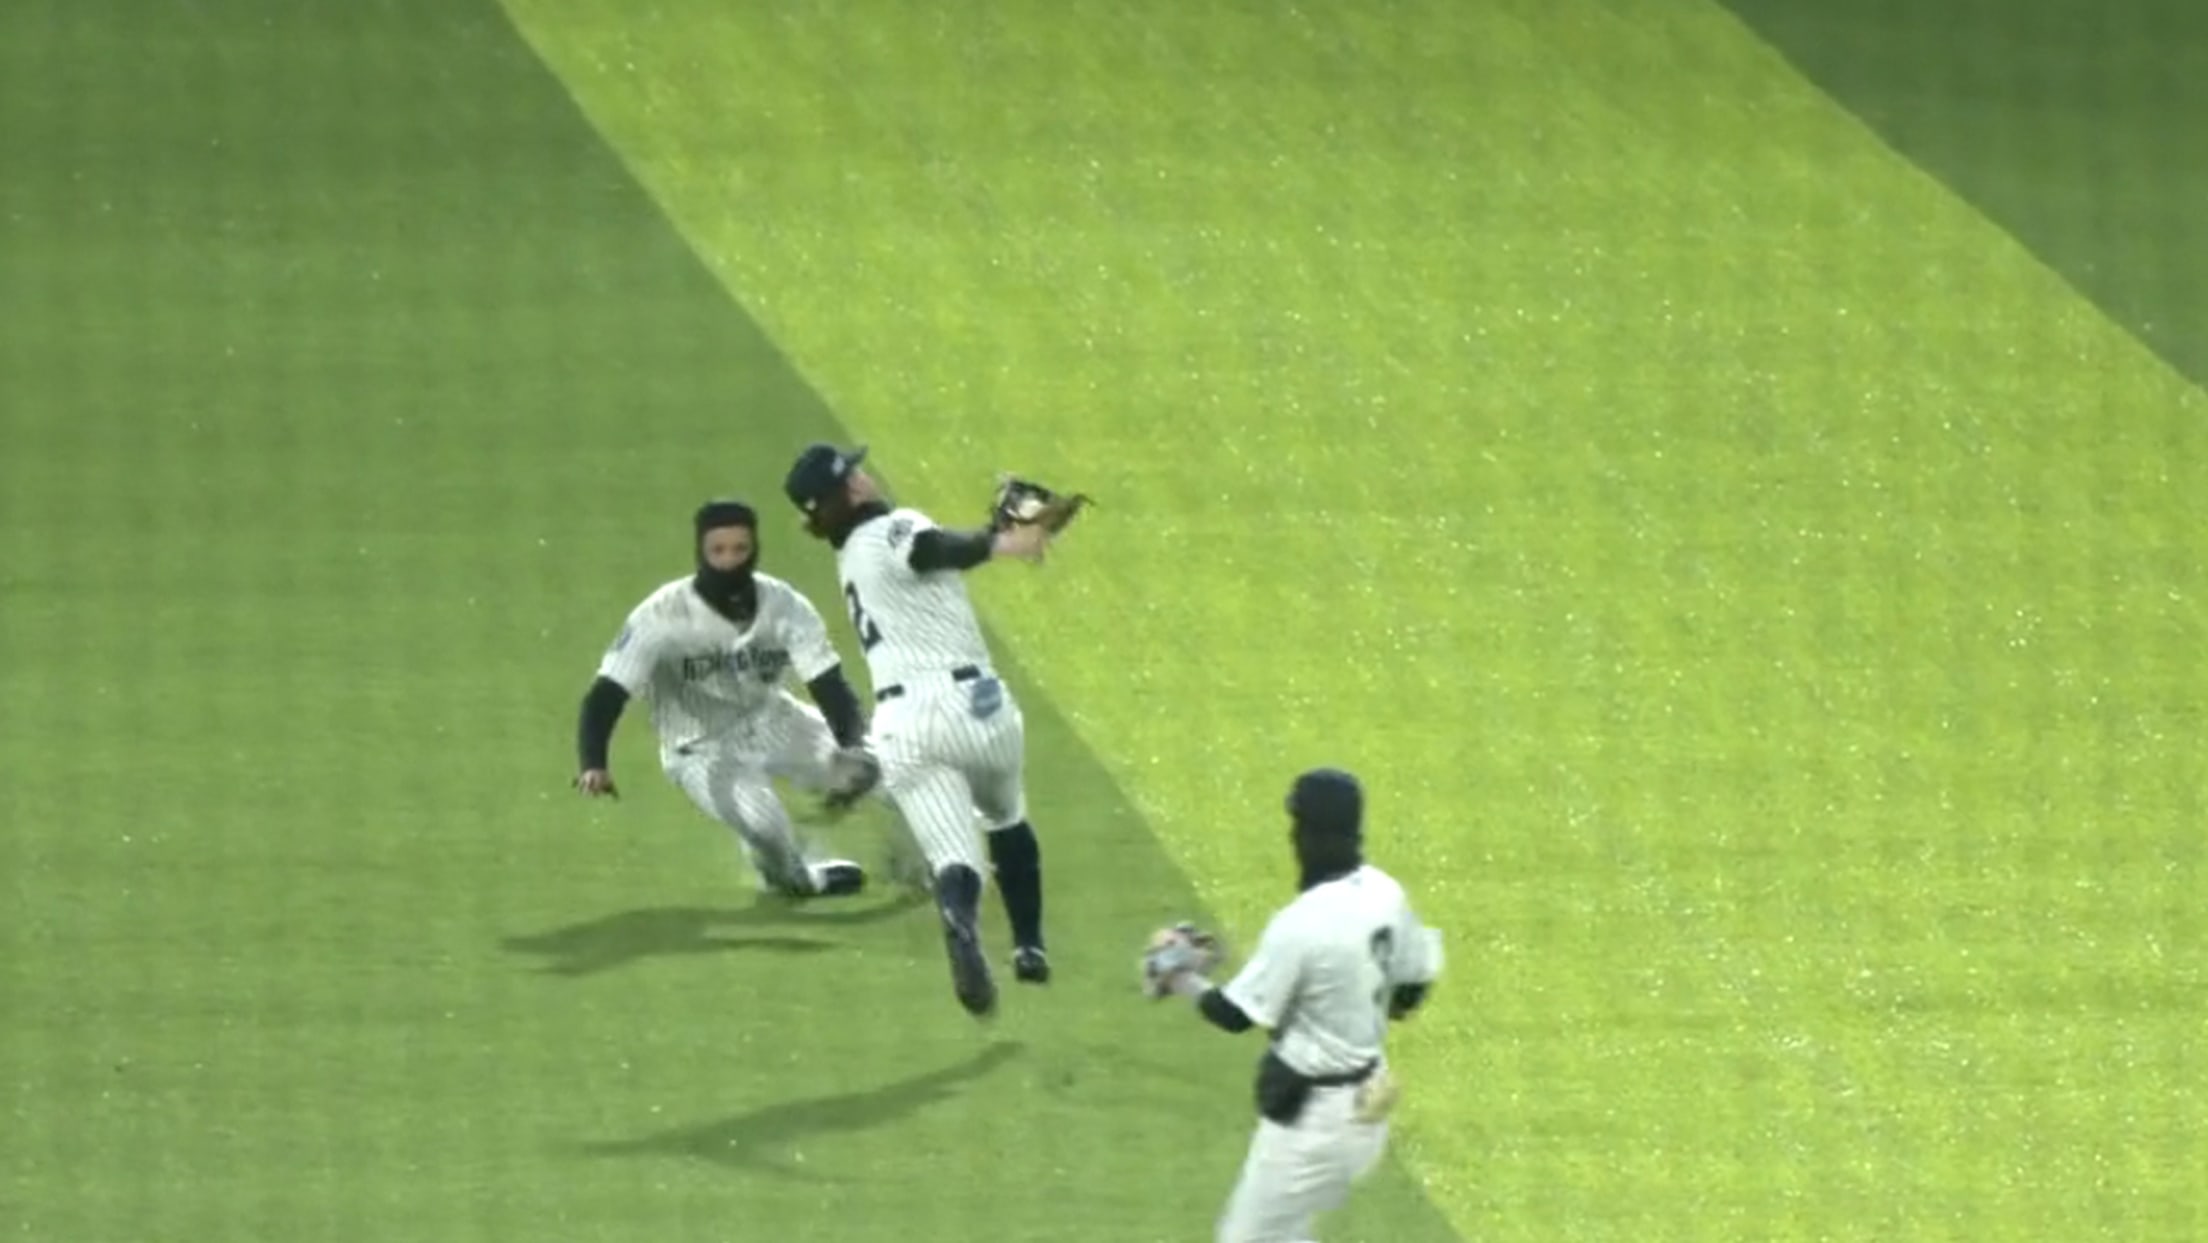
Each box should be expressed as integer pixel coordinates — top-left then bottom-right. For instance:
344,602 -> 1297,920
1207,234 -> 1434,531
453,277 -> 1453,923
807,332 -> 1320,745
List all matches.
781,585 -> 871,750
803,665 -> 868,750
574,676 -> 630,797
906,521 -> 1047,573
579,613 -> 665,798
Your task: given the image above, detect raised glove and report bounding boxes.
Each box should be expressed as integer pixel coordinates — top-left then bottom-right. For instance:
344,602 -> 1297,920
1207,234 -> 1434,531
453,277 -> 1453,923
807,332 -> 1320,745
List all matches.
1139,921 -> 1223,999
820,744 -> 882,813
991,473 -> 1092,535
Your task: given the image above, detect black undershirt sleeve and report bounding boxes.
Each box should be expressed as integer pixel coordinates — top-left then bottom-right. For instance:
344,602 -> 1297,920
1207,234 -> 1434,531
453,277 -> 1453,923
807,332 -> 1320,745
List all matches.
576,676 -> 630,770
805,665 -> 868,749
1388,982 -> 1431,1019
906,527 -> 995,573
1198,987 -> 1256,1033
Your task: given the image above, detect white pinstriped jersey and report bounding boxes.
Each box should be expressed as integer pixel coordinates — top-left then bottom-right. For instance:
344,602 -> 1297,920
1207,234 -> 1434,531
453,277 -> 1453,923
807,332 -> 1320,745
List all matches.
596,572 -> 842,756
834,507 -> 994,689
1222,865 -> 1444,1077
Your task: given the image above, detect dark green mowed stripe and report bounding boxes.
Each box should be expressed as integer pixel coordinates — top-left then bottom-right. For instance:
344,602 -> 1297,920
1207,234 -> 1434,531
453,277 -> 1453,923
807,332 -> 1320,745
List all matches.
1718,0 -> 2208,385
0,2 -> 1460,1240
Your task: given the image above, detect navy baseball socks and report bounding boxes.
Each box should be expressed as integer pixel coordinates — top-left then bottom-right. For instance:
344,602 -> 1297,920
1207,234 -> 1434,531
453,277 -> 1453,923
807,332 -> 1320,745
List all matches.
988,822 -> 1049,984
933,862 -> 997,1017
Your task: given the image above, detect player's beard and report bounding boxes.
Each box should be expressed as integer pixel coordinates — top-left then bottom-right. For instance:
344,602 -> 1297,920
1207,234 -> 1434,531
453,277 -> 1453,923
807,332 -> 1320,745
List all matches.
693,556 -> 759,624
819,498 -> 890,548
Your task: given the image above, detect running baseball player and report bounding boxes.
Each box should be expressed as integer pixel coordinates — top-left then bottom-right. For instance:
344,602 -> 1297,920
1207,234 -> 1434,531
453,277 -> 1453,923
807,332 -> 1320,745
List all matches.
571,499 -> 879,899
1141,768 -> 1445,1243
781,443 -> 1077,1018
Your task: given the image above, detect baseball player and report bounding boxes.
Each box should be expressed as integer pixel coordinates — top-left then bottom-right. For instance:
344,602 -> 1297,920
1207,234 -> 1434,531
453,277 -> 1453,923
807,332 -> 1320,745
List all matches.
571,499 -> 879,899
1142,768 -> 1445,1243
781,442 -> 1057,1019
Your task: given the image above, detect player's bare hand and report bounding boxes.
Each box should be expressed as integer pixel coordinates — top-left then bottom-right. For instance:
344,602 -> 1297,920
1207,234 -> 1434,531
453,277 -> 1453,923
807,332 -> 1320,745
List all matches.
992,521 -> 1049,564
574,769 -> 619,799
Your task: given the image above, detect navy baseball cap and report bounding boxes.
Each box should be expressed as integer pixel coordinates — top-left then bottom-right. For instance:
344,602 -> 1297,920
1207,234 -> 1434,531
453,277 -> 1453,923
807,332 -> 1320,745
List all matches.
783,443 -> 867,513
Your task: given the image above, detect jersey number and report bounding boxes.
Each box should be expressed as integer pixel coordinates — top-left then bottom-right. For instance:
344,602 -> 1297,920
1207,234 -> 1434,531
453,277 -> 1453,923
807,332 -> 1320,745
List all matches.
843,583 -> 884,650
1368,926 -> 1396,1017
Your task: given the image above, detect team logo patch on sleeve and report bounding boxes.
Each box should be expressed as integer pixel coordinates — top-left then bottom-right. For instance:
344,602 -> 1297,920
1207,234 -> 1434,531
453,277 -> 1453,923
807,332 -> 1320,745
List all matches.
611,624 -> 635,652
887,517 -> 914,547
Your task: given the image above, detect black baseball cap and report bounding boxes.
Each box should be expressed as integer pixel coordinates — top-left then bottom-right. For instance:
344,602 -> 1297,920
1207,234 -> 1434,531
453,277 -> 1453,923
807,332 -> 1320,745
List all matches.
783,443 -> 867,513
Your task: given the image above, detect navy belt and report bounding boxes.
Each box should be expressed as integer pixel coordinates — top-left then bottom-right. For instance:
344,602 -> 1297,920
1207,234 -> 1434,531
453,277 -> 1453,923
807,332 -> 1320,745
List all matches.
875,665 -> 981,703
1307,1060 -> 1379,1088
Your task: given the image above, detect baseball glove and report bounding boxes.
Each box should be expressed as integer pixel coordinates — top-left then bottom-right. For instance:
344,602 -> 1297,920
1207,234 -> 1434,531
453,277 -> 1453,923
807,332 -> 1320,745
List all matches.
991,473 -> 1092,534
820,744 -> 882,813
1139,921 -> 1224,999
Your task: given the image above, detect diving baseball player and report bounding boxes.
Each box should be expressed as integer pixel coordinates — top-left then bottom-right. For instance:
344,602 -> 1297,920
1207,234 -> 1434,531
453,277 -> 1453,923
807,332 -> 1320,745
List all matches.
571,499 -> 878,899
781,443 -> 1070,1018
1142,768 -> 1445,1243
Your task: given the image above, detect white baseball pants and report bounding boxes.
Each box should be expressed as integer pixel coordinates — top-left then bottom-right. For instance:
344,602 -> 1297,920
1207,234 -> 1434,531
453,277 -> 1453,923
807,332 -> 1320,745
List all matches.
662,697 -> 843,892
867,667 -> 1027,879
1216,1084 -> 1391,1243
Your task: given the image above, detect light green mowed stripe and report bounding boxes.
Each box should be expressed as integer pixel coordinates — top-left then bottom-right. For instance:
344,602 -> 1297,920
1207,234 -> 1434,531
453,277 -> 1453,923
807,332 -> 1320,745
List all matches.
504,0 -> 2208,1238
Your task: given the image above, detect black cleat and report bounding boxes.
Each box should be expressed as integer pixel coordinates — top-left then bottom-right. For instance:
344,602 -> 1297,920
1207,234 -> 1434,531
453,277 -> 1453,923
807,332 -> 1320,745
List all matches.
934,866 -> 997,1017
943,912 -> 997,1017
1012,946 -> 1050,984
811,861 -> 867,897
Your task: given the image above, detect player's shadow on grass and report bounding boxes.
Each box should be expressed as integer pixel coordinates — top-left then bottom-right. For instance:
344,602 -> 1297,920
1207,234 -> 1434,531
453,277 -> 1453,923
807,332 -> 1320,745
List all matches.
501,892 -> 928,978
573,1041 -> 1025,1180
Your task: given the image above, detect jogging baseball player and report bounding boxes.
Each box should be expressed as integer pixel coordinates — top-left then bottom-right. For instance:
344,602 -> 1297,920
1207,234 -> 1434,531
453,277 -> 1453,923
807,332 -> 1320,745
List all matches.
571,499 -> 882,899
1141,768 -> 1445,1243
782,443 -> 1080,1018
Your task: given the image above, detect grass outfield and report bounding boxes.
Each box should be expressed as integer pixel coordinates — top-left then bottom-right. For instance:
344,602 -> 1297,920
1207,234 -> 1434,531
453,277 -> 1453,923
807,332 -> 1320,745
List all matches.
1722,0 -> 2208,385
5,0 -> 2204,1241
